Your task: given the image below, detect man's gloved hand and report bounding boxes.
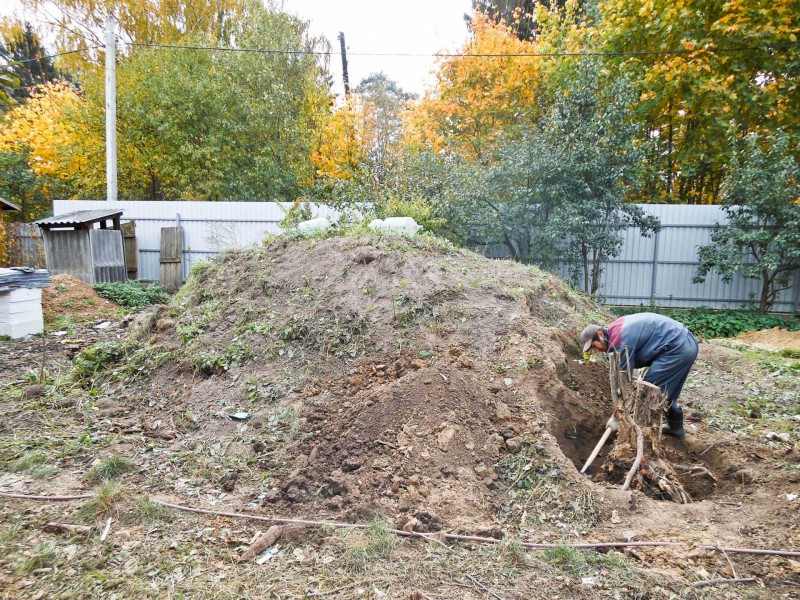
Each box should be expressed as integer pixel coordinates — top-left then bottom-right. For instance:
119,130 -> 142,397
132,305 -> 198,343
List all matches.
606,416 -> 619,432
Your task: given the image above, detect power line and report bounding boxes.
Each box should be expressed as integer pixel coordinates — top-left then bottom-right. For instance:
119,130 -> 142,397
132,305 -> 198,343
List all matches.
6,39 -> 797,66
11,46 -> 104,64
123,40 -> 799,59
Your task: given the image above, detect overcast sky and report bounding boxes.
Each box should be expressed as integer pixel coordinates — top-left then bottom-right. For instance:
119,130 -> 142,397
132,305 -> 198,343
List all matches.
1,0 -> 474,97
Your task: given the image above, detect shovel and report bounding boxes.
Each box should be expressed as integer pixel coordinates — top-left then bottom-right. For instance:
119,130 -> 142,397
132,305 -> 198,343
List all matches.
580,418 -> 617,475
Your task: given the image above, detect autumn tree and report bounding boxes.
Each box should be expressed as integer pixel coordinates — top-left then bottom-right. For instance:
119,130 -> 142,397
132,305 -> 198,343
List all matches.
403,11 -> 543,163
59,4 -> 331,201
20,0 -> 248,68
0,82 -> 81,218
599,0 -> 800,204
694,130 -> 800,312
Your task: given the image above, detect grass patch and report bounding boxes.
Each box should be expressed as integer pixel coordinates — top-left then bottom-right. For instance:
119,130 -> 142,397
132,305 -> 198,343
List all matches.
340,518 -> 397,575
134,495 -> 173,524
543,544 -> 634,577
16,542 -> 57,574
8,451 -> 46,472
498,438 -> 597,530
79,483 -> 126,520
86,454 -> 137,483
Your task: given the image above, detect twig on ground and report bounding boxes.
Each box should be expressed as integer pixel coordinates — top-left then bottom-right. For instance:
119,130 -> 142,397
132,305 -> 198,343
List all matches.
0,491 -> 93,501
692,577 -> 756,588
239,525 -> 282,563
43,522 -> 92,535
462,574 -> 505,600
717,543 -> 739,579
700,442 -> 719,456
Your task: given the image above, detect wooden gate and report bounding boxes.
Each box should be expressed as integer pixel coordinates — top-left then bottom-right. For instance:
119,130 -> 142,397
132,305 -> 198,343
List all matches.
159,226 -> 184,292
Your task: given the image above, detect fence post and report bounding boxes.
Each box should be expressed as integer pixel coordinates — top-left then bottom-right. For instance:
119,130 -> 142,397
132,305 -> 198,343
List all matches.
649,230 -> 660,306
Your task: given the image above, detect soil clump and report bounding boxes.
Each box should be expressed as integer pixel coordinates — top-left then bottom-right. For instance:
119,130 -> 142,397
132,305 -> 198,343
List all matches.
41,274 -> 119,322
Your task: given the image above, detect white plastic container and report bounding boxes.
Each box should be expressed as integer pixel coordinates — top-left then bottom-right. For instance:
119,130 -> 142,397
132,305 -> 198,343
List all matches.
0,288 -> 44,338
294,217 -> 332,234
368,217 -> 422,237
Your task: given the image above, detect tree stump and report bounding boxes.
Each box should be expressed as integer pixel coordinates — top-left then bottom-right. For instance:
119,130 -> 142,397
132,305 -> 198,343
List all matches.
597,352 -> 692,503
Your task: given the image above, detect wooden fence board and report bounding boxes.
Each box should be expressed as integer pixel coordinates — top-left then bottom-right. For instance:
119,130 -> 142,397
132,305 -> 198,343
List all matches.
160,226 -> 183,292
121,221 -> 138,280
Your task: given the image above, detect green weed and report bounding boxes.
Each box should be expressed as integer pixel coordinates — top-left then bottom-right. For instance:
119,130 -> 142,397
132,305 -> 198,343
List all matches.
86,454 -> 137,483
17,542 -> 57,574
94,281 -> 171,309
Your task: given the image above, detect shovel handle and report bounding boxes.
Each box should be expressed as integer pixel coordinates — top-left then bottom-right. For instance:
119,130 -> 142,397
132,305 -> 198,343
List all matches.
580,426 -> 613,474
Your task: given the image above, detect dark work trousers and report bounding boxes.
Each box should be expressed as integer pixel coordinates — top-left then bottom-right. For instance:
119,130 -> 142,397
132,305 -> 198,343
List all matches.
643,330 -> 699,412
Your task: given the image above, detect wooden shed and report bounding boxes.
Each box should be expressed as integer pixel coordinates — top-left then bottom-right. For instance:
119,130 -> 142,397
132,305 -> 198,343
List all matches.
36,209 -> 127,284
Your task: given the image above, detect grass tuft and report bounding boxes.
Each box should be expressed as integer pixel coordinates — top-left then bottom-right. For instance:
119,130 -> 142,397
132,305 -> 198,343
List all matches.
79,483 -> 126,520
134,496 -> 172,524
86,454 -> 137,483
341,518 -> 397,575
17,542 -> 57,574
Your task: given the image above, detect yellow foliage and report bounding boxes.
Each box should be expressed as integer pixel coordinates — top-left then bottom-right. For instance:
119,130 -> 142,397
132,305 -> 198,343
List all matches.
312,96 -> 372,180
402,11 -> 546,162
0,83 -> 82,178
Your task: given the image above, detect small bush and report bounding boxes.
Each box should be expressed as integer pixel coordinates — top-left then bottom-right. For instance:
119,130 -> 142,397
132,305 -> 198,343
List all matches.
94,280 -> 171,309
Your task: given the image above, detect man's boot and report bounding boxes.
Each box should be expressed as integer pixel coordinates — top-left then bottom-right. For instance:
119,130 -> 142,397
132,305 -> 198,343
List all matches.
662,403 -> 685,439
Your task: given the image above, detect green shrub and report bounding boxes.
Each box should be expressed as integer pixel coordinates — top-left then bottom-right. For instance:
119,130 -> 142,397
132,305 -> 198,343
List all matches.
72,340 -> 131,381
613,307 -> 800,339
93,281 -> 171,309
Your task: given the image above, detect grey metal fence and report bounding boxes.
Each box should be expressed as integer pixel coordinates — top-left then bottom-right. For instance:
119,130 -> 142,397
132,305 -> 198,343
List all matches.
53,201 -> 799,313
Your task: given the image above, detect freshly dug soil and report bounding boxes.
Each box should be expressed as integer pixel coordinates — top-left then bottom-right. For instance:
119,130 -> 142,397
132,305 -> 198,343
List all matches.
41,274 -> 119,322
732,327 -> 800,354
130,234 -> 617,530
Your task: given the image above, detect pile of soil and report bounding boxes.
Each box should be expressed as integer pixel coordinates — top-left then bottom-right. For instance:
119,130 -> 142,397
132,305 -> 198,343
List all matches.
733,327 -> 800,354
41,274 -> 119,322
129,234 -> 622,531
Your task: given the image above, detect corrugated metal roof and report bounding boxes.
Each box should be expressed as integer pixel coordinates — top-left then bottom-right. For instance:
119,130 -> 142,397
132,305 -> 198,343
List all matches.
0,197 -> 21,211
36,209 -> 124,227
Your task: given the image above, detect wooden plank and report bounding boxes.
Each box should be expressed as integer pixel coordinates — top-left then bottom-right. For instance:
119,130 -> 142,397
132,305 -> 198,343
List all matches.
121,221 -> 138,280
160,227 -> 184,292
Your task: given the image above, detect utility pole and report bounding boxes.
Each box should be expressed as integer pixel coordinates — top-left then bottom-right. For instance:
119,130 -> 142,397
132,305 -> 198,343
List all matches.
337,32 -> 350,96
105,13 -> 118,202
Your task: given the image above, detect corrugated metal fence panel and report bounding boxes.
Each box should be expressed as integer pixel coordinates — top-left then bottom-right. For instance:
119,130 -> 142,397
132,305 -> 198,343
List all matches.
53,201 -> 798,311
54,201 -> 344,281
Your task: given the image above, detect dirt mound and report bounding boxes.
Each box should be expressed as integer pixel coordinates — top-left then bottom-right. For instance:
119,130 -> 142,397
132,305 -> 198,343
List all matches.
41,274 -> 119,322
732,327 -> 800,354
121,234 -> 625,530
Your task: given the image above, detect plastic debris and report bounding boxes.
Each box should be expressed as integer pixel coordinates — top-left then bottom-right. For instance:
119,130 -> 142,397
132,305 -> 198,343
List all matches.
256,547 -> 279,565
368,217 -> 422,237
229,412 -> 252,421
294,217 -> 331,234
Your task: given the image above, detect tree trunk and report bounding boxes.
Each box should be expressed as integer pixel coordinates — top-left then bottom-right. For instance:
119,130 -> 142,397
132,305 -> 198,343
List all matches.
759,270 -> 771,313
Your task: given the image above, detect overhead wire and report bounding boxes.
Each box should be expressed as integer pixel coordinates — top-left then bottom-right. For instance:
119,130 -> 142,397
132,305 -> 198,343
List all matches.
123,40 -> 800,59
11,46 -> 104,64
